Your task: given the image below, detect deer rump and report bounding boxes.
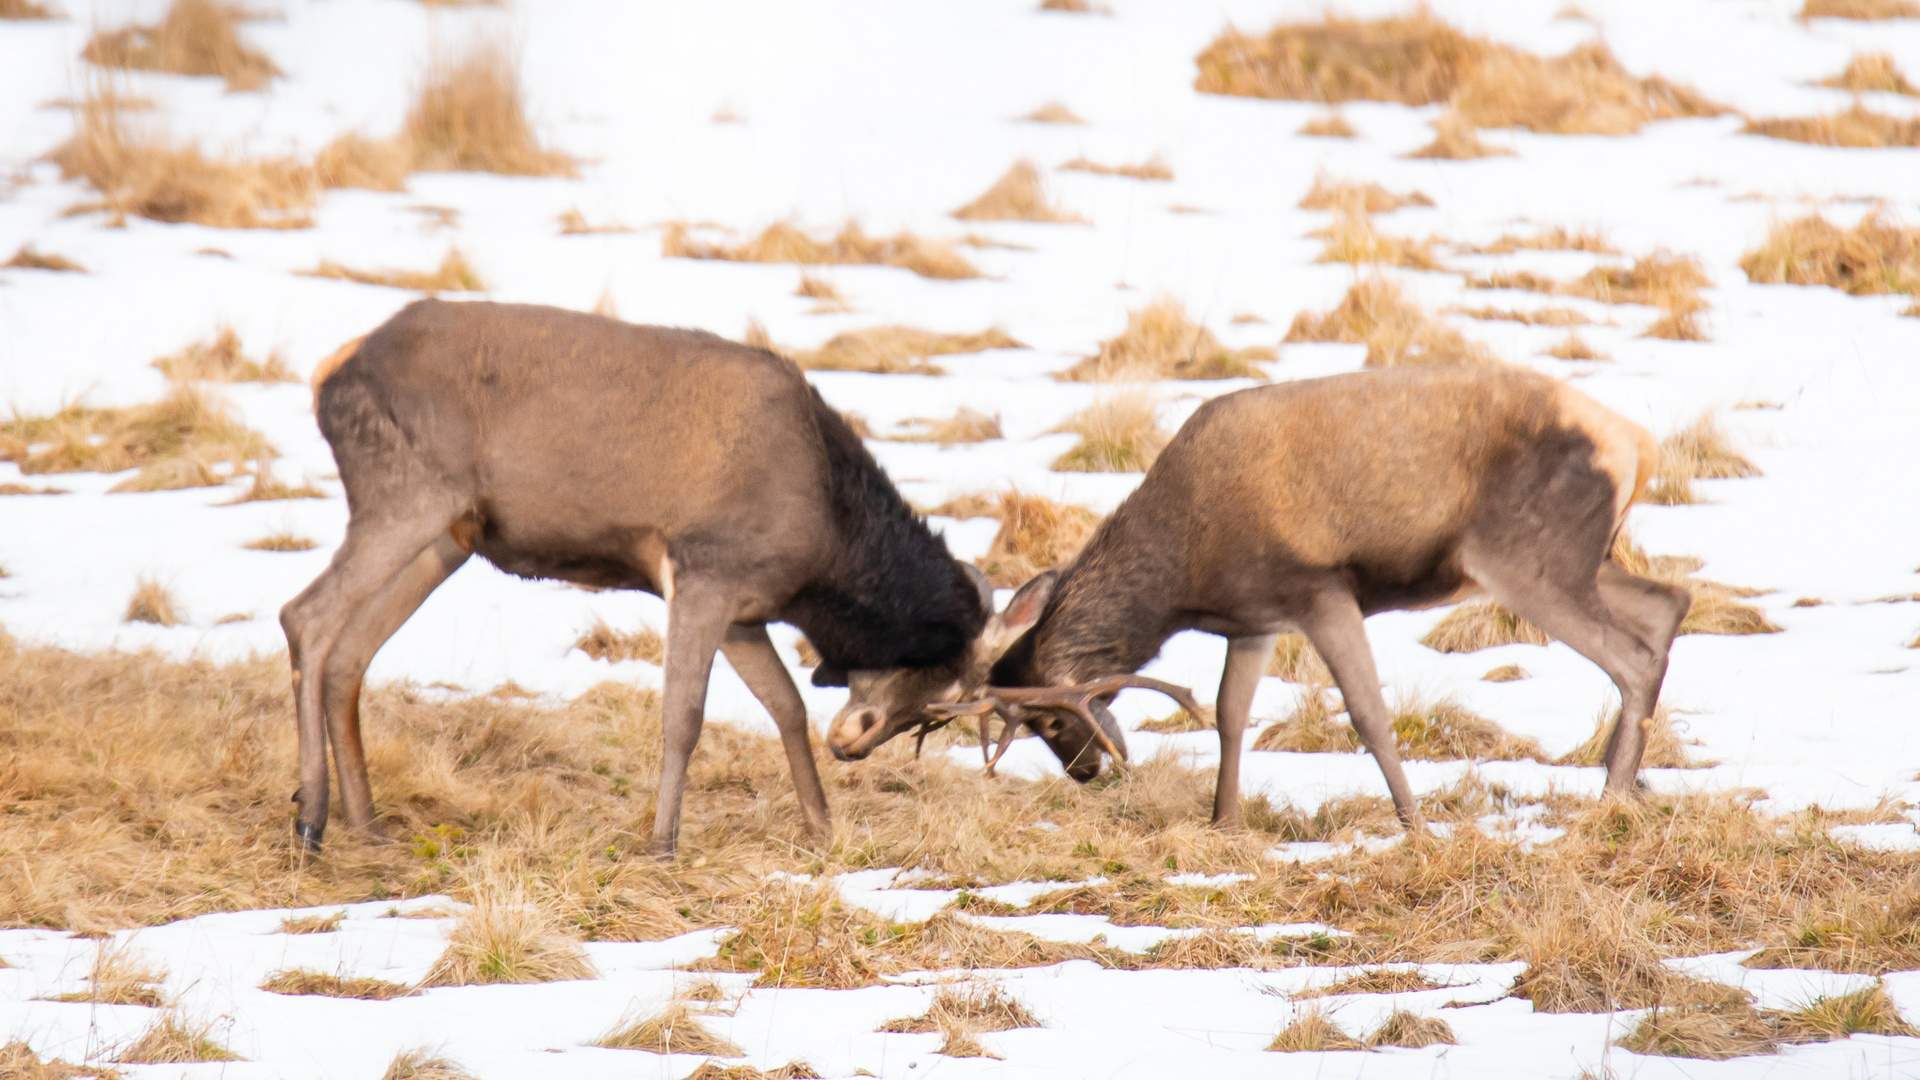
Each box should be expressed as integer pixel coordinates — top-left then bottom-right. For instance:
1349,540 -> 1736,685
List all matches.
285,299 -> 987,854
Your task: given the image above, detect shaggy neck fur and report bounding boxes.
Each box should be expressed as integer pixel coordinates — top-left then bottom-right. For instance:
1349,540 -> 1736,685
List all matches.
782,389 -> 986,670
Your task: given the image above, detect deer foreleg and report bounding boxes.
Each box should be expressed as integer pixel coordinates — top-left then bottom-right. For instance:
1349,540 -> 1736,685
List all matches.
722,624 -> 830,842
651,579 -> 733,858
1299,589 -> 1421,828
1213,633 -> 1278,828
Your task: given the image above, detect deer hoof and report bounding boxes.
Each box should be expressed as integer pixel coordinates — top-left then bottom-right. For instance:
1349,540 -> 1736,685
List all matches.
295,820 -> 325,852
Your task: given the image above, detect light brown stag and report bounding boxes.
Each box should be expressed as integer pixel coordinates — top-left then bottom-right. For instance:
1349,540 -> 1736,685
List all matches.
824,367 -> 1688,826
283,300 -> 990,855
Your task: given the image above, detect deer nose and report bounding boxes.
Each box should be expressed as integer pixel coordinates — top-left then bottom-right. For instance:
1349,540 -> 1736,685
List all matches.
828,708 -> 882,761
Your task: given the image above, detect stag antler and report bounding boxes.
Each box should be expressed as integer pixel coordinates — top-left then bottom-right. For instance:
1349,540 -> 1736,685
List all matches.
925,675 -> 1203,777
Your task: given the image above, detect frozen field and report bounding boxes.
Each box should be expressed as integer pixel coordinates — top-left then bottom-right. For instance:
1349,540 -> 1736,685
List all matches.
3,0 -> 1920,1076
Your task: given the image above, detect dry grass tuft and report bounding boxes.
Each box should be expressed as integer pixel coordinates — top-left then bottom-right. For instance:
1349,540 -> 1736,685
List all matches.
314,132 -> 411,191
1820,53 -> 1917,95
1610,530 -> 1778,637
1802,0 -> 1920,18
1454,306 -> 1591,326
1039,0 -> 1100,10
1268,1004 -> 1365,1051
573,620 -> 664,665
0,1042 -> 102,1079
1405,111 -> 1511,159
1482,664 -> 1528,682
1421,601 -> 1552,653
885,407 -> 1003,445
1742,104 -> 1920,147
380,1049 -> 477,1080
51,939 -> 166,1006
1465,226 -> 1617,254
1390,691 -> 1547,762
259,968 -> 414,999
3,245 -> 85,272
936,1030 -> 1000,1058
277,910 -> 344,934
878,981 -> 1043,1032
596,1001 -> 744,1056
1061,296 -> 1274,381
1266,633 -> 1332,684
404,42 -> 573,176
685,1064 -> 823,1080
222,468 -> 326,504
49,85 -> 315,228
1059,156 -> 1172,181
663,221 -> 979,280
952,160 -> 1084,223
1252,684 -> 1356,753
419,876 -> 595,987
1300,176 -> 1433,214
0,0 -> 57,17
557,208 -> 631,235
242,528 -> 317,553
1021,101 -> 1085,124
795,273 -> 840,300
1472,251 -> 1709,335
111,1013 -> 238,1064
1049,392 -> 1170,473
794,326 -> 1022,375
1366,1009 -> 1456,1047
1312,205 -> 1442,270
1299,113 -> 1357,137
1740,210 -> 1920,297
1558,704 -> 1706,769
1546,332 -> 1607,360
1450,41 -> 1726,135
1293,967 -> 1445,998
302,250 -> 485,294
0,386 -> 273,491
1285,277 -> 1498,368
83,0 -> 278,92
1776,984 -> 1919,1039
1616,997 -> 1780,1059
1645,413 -> 1759,505
1135,707 -> 1215,734
933,490 -> 1102,586
123,577 -> 182,627
152,327 -> 295,383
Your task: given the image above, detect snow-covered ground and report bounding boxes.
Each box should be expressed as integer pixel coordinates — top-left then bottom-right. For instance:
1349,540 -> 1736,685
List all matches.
5,0 -> 1920,1076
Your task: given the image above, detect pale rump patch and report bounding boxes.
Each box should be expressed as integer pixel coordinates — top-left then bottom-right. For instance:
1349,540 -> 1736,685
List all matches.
1552,382 -> 1656,520
309,335 -> 368,409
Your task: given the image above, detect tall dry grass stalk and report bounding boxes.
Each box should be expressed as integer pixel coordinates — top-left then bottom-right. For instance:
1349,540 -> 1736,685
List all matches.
301,250 -> 485,294
793,327 -> 1022,375
663,221 -> 979,280
1061,297 -> 1274,381
405,42 -> 574,176
1285,277 -> 1498,368
952,160 -> 1084,223
419,872 -> 596,986
152,327 -> 295,383
1049,393 -> 1169,473
0,385 -> 273,491
1299,175 -> 1432,213
1740,210 -> 1920,296
49,84 -> 315,228
1742,105 -> 1920,147
1195,14 -> 1723,134
1819,53 -> 1917,94
83,0 -> 278,92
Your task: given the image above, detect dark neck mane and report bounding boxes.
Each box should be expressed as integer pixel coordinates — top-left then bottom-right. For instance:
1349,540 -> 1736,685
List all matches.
782,389 -> 985,671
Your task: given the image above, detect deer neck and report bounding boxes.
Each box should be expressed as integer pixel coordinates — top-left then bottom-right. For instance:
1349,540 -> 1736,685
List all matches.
1023,503 -> 1186,687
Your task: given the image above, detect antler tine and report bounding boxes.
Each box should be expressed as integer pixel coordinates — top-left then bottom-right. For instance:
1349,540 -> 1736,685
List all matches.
992,675 -> 1204,733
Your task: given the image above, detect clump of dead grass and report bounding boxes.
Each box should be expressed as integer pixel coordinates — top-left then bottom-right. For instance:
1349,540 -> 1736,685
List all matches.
0,0 -> 57,17
1059,156 -> 1172,181
1482,664 -> 1528,682
1391,691 -> 1548,762
663,221 -> 979,280
928,490 -> 1102,586
1366,1009 -> 1456,1047
1268,1004 -> 1364,1051
404,42 -> 574,176
83,0 -> 278,92
1546,332 -> 1607,360
557,208 -> 631,235
222,467 -> 326,504
259,968 -> 414,999
1802,0 -> 1919,18
878,981 -> 1043,1033
1470,250 -> 1709,338
1251,684 -> 1356,753
1609,531 -> 1779,636
1285,277 -> 1498,368
1299,113 -> 1356,137
1312,205 -> 1442,269
1463,226 -> 1617,254
596,1000 -> 743,1056
1293,967 -> 1446,998
1644,412 -> 1760,505
1557,704 -> 1706,769
111,1013 -> 238,1064
1421,602 -> 1553,653
685,1064 -> 822,1080
3,245 -> 85,272
277,910 -> 344,934
48,84 -> 315,228
381,1049 -> 477,1080
301,250 -> 485,294
0,385 -> 273,492
1049,392 -> 1169,472
884,407 -> 1003,445
1740,210 -> 1920,297
123,577 -> 182,626
1406,111 -> 1512,159
242,528 -> 317,552
50,939 -> 166,1006
0,1042 -> 98,1079
1021,101 -> 1085,124
1300,175 -> 1433,214
1819,53 -> 1917,95
1616,996 -> 1780,1058
573,621 -> 664,665
1267,633 -> 1332,684
1742,104 -> 1920,147
1450,41 -> 1726,135
1453,305 -> 1591,326
419,875 -> 595,987
314,132 -> 411,191
952,160 -> 1084,223
793,326 -> 1023,375
1061,296 -> 1274,381
152,327 -> 295,383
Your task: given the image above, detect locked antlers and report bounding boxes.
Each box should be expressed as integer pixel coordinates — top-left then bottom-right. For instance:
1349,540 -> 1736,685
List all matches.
922,675 -> 1203,777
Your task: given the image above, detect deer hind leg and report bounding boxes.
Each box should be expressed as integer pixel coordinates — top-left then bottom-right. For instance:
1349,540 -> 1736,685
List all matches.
1297,588 -> 1420,826
321,531 -> 471,835
650,575 -> 735,858
722,624 -> 830,842
280,508 -> 456,850
1212,632 -> 1278,828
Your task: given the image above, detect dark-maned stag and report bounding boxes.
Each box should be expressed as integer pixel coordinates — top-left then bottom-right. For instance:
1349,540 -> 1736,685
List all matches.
282,300 -> 991,855
825,367 -> 1690,826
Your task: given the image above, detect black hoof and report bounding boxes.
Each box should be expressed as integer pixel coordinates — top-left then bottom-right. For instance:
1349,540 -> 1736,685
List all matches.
296,820 -> 325,852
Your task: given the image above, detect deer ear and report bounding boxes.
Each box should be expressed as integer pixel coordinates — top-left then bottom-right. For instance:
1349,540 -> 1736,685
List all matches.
996,569 -> 1058,637
811,665 -> 848,688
